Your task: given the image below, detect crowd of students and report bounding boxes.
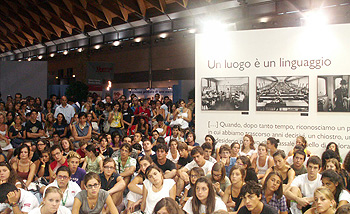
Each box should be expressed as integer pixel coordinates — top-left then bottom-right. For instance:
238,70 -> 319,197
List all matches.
0,93 -> 349,214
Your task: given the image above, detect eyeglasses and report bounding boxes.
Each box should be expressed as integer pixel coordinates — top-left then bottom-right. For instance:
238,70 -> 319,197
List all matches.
86,183 -> 100,189
57,175 -> 69,180
190,175 -> 199,178
212,173 -> 222,178
37,143 -> 45,146
104,166 -> 115,170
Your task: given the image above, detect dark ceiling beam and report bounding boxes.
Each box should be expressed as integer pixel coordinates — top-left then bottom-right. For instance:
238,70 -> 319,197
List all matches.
145,0 -> 164,13
118,0 -> 143,15
100,0 -> 128,22
136,0 -> 147,17
175,0 -> 188,8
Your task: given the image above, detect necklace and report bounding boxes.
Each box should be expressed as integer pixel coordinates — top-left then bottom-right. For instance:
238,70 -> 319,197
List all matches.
87,196 -> 98,209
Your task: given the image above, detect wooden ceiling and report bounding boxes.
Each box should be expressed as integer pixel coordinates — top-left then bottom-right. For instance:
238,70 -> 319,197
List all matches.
0,0 -> 209,53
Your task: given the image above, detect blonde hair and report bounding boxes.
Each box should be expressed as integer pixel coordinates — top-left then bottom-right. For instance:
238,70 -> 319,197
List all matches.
43,186 -> 63,201
0,112 -> 7,123
67,151 -> 81,160
314,187 -> 336,211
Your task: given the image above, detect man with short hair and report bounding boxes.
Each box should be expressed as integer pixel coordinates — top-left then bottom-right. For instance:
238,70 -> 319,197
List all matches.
0,183 -> 39,214
113,143 -> 136,184
139,138 -> 155,160
170,125 -> 184,142
219,144 -> 237,177
177,142 -> 193,169
153,143 -> 176,179
176,146 -> 214,196
133,132 -> 143,146
291,150 -> 307,176
201,142 -> 217,163
15,93 -> 22,103
285,156 -> 322,213
54,96 -> 75,123
49,145 -> 68,181
237,181 -> 278,214
25,110 -> 45,141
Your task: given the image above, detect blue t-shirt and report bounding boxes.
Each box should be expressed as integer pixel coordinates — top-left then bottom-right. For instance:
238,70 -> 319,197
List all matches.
71,167 -> 86,186
225,157 -> 237,177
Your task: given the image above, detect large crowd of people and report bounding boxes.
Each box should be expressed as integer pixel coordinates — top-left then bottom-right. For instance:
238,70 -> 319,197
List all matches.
0,92 -> 349,214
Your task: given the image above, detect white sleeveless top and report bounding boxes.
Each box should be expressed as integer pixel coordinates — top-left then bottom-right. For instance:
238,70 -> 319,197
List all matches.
144,179 -> 176,214
256,156 -> 269,175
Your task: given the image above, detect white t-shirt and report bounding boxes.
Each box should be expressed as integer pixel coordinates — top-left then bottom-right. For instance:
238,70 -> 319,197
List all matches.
291,173 -> 322,198
185,160 -> 214,175
144,179 -> 176,214
238,149 -> 255,157
166,150 -> 180,164
339,189 -> 350,203
29,205 -> 71,214
183,196 -> 227,214
45,180 -> 81,210
0,189 -> 40,213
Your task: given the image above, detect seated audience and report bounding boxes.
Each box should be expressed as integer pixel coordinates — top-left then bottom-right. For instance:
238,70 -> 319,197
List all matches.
82,144 -> 102,174
153,143 -> 176,179
72,172 -> 119,214
236,156 -> 258,183
321,169 -> 350,208
266,137 -> 278,156
201,142 -> 217,163
141,165 -> 176,214
45,166 -> 81,210
291,149 -> 308,176
262,171 -> 288,214
285,156 -> 322,213
0,183 -> 39,213
222,165 -> 245,212
12,144 -> 36,188
99,158 -> 126,211
207,162 -> 230,198
183,177 -> 227,214
29,186 -> 71,214
113,143 -> 136,184
304,187 -> 336,214
237,181 -> 278,214
251,143 -> 274,179
67,151 -> 86,186
182,167 -> 205,206
167,139 -> 179,164
154,197 -> 185,214
238,134 -> 255,158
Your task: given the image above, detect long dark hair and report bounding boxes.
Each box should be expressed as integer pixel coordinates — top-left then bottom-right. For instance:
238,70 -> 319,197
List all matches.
0,162 -> 25,189
86,144 -> 99,157
321,169 -> 344,205
242,134 -> 255,150
326,142 -> 340,159
205,134 -> 216,155
191,177 -> 216,214
153,197 -> 185,214
263,171 -> 283,199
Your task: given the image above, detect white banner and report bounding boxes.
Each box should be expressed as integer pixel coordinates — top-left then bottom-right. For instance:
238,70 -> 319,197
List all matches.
195,24 -> 350,160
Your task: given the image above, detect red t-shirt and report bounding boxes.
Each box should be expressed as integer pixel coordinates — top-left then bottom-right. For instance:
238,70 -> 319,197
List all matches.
134,106 -> 151,123
76,148 -> 86,158
50,159 -> 68,173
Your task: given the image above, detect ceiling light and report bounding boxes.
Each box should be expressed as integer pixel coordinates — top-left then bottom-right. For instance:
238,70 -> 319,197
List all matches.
63,50 -> 68,55
94,45 -> 101,49
27,58 -> 31,61
38,55 -> 43,60
303,10 -> 328,27
113,41 -> 120,46
18,59 -> 22,62
77,48 -> 83,52
55,77 -> 58,79
72,75 -> 76,78
135,38 -> 142,43
50,53 -> 55,57
159,33 -> 167,39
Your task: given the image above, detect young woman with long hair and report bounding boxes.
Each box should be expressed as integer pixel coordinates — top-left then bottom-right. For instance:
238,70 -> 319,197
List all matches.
53,113 -> 68,138
126,155 -> 153,214
141,165 -> 176,214
304,187 -> 336,214
82,144 -> 102,174
12,144 -> 36,187
263,150 -> 295,193
321,169 -> 350,208
251,143 -> 274,180
28,186 -> 71,214
262,171 -> 288,214
153,197 -> 185,214
72,172 -> 118,214
207,162 -> 230,198
238,134 -> 255,158
222,165 -> 245,212
183,177 -> 227,214
288,136 -> 311,157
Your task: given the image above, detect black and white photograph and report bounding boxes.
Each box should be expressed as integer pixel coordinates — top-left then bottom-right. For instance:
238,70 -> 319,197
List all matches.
318,75 -> 350,112
201,77 -> 249,111
256,76 -> 309,112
